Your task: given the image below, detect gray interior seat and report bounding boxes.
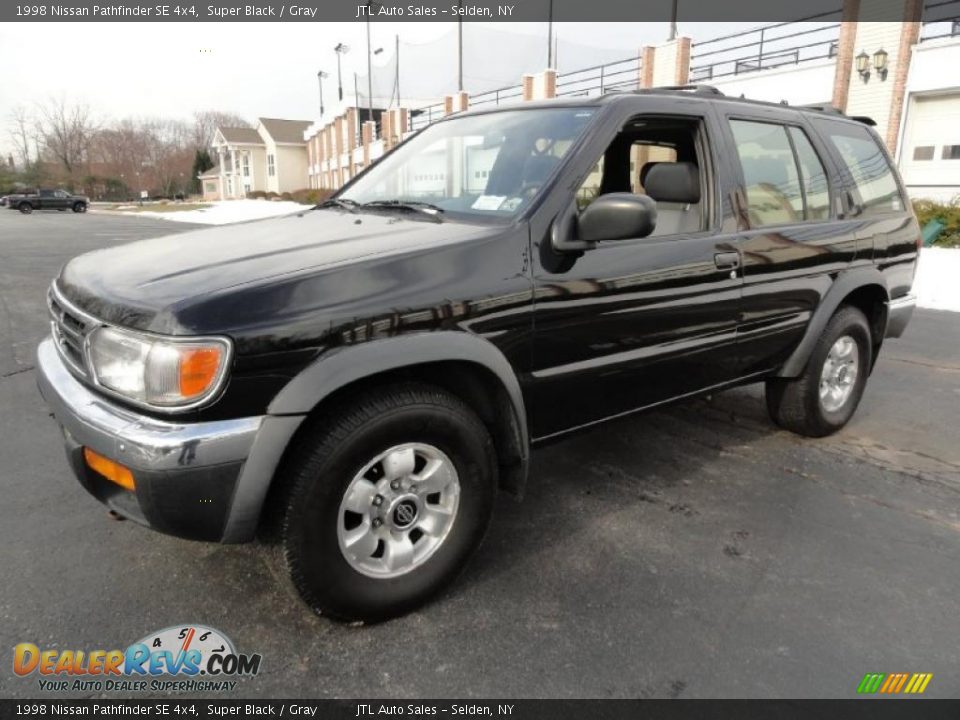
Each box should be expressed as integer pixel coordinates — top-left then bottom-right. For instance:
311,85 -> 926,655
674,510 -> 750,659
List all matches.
641,161 -> 702,236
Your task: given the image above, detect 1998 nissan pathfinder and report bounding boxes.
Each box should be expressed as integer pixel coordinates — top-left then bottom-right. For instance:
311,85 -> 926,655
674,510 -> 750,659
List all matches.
38,87 -> 918,621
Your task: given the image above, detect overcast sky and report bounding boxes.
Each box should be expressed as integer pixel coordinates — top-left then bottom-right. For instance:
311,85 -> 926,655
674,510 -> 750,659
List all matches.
0,21 -> 754,156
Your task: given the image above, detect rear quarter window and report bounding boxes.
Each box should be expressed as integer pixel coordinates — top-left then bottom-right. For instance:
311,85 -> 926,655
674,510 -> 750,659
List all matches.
817,121 -> 904,216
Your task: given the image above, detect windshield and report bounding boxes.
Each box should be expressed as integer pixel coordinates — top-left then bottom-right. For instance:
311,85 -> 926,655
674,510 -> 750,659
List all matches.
340,107 -> 597,221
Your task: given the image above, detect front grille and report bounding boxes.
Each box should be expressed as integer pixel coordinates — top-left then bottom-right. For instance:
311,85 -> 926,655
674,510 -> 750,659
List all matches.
48,287 -> 96,377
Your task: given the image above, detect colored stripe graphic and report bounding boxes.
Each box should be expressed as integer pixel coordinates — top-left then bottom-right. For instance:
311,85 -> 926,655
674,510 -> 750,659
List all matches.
857,673 -> 885,694
857,672 -> 932,695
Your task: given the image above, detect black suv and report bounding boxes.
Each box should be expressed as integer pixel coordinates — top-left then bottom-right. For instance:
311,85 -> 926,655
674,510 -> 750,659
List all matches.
37,87 -> 918,621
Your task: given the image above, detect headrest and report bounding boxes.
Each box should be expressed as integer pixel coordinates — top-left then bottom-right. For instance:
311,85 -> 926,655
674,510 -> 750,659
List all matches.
643,162 -> 701,204
639,161 -> 662,187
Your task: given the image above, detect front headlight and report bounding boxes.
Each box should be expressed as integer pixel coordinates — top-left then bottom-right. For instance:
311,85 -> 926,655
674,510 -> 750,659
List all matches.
87,327 -> 231,409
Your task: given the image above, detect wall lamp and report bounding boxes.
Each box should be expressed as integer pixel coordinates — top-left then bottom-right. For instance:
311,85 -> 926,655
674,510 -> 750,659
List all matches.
856,48 -> 889,83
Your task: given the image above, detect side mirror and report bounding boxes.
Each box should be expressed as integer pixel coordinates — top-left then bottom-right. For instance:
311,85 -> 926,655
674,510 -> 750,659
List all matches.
579,192 -> 657,243
552,193 -> 657,253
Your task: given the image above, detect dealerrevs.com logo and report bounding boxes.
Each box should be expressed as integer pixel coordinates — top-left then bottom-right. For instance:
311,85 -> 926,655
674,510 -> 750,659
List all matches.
13,624 -> 262,693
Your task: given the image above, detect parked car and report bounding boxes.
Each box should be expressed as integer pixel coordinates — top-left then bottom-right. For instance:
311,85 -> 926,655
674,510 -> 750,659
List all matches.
7,188 -> 88,214
37,86 -> 918,621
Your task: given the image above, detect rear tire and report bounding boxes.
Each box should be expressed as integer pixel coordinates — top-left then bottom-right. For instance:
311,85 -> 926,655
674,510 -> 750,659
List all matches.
766,305 -> 872,438
18,203 -> 32,214
277,382 -> 497,622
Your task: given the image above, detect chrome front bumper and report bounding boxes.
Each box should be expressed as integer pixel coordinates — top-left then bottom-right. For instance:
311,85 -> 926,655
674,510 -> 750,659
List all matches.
885,293 -> 917,339
36,337 -> 302,542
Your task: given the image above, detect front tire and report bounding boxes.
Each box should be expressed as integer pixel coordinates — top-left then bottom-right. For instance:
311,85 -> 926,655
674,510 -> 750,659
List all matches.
766,305 -> 872,437
72,202 -> 87,213
278,383 -> 497,622
18,203 -> 33,214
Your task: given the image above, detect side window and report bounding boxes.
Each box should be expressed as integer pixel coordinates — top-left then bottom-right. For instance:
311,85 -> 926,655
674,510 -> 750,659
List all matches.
788,127 -> 831,221
730,120 -> 804,227
576,143 -> 677,210
573,116 -> 707,237
820,123 -> 903,216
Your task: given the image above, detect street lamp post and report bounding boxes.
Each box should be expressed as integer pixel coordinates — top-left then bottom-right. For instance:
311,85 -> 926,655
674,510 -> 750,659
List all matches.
317,70 -> 328,117
334,43 -> 349,101
547,0 -> 553,67
366,1 -> 375,128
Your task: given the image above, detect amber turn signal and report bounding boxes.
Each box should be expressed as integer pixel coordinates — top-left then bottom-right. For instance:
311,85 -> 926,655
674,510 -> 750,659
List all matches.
83,447 -> 135,491
178,346 -> 223,398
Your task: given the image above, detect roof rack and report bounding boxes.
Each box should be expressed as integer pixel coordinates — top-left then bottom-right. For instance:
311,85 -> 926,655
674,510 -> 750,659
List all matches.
605,89 -> 879,126
797,103 -> 877,125
797,103 -> 845,116
652,84 -> 725,96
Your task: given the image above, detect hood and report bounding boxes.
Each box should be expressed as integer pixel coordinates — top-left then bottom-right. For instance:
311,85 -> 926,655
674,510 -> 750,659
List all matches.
58,209 -> 494,334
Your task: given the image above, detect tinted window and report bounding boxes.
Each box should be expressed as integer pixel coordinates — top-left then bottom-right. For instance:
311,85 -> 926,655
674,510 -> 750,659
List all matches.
821,124 -> 903,216
731,120 -> 804,226
913,146 -> 935,161
789,127 -> 831,221
942,145 -> 960,160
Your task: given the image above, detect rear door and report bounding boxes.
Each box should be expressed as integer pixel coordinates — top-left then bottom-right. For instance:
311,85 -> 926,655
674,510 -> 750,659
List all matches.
716,106 -> 858,375
527,98 -> 743,440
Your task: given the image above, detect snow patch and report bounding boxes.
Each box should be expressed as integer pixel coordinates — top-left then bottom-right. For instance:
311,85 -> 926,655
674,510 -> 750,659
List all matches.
915,247 -> 960,312
128,199 -> 307,225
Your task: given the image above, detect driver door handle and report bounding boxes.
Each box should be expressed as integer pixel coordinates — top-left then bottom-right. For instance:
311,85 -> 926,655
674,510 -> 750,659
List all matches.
714,252 -> 740,270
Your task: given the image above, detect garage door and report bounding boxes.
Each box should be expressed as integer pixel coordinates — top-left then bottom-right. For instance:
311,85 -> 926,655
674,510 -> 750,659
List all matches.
900,93 -> 960,201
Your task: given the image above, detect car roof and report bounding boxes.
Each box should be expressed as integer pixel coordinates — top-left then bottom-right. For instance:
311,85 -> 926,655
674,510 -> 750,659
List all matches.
448,85 -> 875,129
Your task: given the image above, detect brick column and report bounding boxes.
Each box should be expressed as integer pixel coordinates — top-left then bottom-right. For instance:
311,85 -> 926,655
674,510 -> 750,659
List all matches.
361,121 -> 374,167
306,137 -> 314,189
543,70 -> 557,98
831,0 -> 860,111
443,95 -> 455,115
640,46 -> 655,88
886,0 -> 924,151
334,116 -> 344,188
649,38 -> 691,87
522,74 -> 534,101
346,108 -> 358,150
383,112 -> 394,150
674,37 -> 692,84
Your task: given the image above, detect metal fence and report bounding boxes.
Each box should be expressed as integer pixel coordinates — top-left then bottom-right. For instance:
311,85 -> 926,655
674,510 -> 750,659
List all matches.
407,55 -> 641,131
555,57 -> 642,97
689,11 -> 842,81
408,101 -> 447,132
470,83 -> 526,108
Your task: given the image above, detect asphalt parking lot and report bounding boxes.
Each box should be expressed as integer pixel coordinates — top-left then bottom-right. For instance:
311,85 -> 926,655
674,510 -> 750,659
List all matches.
1,209 -> 959,699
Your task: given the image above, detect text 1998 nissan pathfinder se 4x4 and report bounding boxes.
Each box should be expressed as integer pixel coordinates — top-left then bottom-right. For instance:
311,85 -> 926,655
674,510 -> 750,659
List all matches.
38,86 -> 918,621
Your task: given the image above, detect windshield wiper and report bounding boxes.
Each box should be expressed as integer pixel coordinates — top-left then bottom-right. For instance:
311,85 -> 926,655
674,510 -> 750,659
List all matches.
362,200 -> 445,222
315,197 -> 359,213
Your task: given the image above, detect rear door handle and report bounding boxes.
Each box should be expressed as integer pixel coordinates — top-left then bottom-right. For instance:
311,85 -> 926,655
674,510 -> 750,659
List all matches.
714,251 -> 740,270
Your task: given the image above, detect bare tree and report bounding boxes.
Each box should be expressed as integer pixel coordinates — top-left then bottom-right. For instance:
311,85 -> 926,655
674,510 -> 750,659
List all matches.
141,117 -> 193,195
35,96 -> 98,177
192,110 -> 251,149
8,105 -> 36,169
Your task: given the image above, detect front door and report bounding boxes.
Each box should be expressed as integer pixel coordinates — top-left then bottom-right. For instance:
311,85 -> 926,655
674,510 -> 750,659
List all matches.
527,105 -> 743,440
